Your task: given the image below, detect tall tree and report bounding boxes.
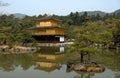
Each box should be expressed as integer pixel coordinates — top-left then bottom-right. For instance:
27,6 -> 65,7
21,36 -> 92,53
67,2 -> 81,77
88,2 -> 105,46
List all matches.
68,22 -> 113,63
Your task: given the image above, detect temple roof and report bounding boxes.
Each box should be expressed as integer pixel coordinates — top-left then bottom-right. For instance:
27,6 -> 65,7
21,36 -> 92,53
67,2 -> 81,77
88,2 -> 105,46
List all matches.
36,16 -> 62,22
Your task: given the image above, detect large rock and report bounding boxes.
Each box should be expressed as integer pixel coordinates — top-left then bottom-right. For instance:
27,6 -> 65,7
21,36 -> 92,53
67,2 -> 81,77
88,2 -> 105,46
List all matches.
67,62 -> 105,72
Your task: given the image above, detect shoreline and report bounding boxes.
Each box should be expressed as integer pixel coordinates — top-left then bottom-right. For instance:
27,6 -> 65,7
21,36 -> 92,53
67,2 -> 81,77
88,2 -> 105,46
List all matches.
32,42 -> 74,47
0,42 -> 73,54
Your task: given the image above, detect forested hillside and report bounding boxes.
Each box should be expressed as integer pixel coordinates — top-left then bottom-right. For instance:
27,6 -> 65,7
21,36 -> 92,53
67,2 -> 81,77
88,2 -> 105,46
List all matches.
0,9 -> 120,49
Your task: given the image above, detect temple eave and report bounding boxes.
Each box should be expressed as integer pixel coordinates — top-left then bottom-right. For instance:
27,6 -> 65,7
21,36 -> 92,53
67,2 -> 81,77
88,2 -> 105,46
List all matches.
32,34 -> 64,36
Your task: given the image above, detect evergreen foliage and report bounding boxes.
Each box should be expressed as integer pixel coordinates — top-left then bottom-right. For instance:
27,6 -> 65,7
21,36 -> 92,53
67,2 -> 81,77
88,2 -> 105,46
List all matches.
0,9 -> 120,48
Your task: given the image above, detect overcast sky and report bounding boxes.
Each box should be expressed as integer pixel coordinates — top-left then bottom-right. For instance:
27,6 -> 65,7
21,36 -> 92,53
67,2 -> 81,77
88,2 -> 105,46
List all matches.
1,0 -> 120,16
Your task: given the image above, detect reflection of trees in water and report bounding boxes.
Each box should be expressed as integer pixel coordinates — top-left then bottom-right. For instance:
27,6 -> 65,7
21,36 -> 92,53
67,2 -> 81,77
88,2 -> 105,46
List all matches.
0,54 -> 36,71
91,50 -> 120,72
114,71 -> 120,78
0,46 -> 65,72
74,72 -> 94,78
115,75 -> 120,78
0,54 -> 14,71
0,53 -> 64,72
0,49 -> 119,74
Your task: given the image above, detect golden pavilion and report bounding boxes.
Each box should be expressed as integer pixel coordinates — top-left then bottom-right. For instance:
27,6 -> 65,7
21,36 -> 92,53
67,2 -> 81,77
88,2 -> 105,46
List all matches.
30,16 -> 65,43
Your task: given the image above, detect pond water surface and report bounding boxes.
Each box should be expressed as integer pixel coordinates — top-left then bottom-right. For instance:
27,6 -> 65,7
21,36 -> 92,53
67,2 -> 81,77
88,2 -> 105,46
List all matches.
0,47 -> 120,78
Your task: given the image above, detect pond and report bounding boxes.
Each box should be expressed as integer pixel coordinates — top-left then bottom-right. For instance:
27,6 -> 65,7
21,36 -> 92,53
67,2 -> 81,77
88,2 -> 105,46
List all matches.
0,47 -> 120,78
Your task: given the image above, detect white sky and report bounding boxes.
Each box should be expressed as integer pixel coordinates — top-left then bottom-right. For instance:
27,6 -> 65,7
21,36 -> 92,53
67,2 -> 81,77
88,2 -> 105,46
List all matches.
1,0 -> 120,16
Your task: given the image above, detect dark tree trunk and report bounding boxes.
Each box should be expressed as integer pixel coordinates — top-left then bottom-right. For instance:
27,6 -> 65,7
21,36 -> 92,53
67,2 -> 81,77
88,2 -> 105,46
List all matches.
114,34 -> 120,50
81,74 -> 83,78
80,52 -> 84,63
87,52 -> 90,63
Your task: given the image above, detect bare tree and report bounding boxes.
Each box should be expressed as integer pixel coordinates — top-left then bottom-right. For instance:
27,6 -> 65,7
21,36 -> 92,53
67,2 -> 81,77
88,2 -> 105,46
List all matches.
0,1 -> 9,15
0,1 -> 9,7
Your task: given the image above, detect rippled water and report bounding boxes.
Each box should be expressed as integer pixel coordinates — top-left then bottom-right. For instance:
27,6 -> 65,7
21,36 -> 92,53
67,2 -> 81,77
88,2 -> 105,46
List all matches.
0,47 -> 120,78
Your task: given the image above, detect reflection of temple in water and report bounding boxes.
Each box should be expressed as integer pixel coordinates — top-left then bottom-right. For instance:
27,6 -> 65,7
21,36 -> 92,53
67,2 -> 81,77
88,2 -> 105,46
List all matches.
35,62 -> 61,72
35,46 -> 65,72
